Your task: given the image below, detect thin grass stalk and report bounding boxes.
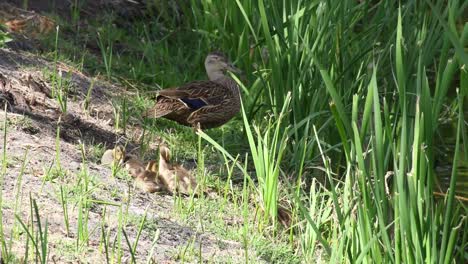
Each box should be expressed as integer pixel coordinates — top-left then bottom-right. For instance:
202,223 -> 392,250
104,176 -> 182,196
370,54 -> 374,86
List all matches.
15,215 -> 40,262
312,125 -> 344,228
241,156 -> 250,263
33,199 -> 48,263
96,31 -> 113,79
294,191 -> 331,257
0,106 -> 8,259
8,148 -> 29,256
122,228 -> 137,264
83,74 -> 98,112
60,186 -> 70,236
394,8 -> 410,262
100,207 -> 110,263
132,207 -> 148,255
145,229 -> 160,264
438,89 -> 464,263
55,119 -> 62,177
52,26 -> 59,97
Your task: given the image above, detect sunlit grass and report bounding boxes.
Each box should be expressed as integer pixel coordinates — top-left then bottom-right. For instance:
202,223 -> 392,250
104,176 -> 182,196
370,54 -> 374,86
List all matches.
192,0 -> 467,262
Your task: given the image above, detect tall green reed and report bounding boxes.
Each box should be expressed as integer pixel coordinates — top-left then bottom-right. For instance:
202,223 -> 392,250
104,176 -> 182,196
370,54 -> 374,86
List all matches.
186,0 -> 466,262
43,0 -> 464,261
241,92 -> 291,229
96,28 -> 114,79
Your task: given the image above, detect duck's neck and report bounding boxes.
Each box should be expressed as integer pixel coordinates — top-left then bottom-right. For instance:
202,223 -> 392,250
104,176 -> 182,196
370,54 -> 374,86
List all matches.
207,70 -> 240,97
159,155 -> 172,171
207,70 -> 226,81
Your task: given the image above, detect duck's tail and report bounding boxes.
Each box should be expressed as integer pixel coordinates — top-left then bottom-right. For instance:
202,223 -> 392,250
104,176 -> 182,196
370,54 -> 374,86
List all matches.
144,104 -> 172,118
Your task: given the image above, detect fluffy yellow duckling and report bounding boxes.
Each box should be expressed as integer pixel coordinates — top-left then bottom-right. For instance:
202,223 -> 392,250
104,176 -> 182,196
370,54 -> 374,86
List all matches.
101,145 -> 145,176
158,145 -> 197,195
134,160 -> 165,193
101,145 -> 125,166
124,156 -> 145,178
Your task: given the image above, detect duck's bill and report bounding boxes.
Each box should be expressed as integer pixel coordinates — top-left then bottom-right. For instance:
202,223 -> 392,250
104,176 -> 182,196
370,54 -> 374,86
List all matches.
226,63 -> 242,74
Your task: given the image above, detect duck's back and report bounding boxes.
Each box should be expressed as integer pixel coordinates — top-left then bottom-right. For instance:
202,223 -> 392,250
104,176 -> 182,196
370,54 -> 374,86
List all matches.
146,76 -> 240,128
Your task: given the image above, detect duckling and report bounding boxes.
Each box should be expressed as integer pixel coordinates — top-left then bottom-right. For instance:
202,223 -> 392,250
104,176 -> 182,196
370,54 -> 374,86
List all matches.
101,145 -> 125,166
158,145 -> 197,195
134,160 -> 165,193
146,159 -> 158,173
101,145 -> 145,177
124,155 -> 145,178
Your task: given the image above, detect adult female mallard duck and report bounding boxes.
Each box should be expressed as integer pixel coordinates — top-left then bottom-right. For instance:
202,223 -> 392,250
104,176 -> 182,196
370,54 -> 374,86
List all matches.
144,51 -> 242,129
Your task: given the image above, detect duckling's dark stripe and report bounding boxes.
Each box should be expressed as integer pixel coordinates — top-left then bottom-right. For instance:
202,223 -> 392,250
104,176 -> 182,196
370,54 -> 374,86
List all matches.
181,98 -> 207,109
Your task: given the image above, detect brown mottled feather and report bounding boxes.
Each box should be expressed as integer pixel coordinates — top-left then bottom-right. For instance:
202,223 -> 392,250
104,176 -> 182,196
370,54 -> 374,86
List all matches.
145,96 -> 185,119
157,81 -> 221,103
145,77 -> 240,129
187,101 -> 237,128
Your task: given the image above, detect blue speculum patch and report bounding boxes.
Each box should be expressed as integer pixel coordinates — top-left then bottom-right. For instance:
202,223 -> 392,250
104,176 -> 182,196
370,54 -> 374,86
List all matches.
180,98 -> 207,109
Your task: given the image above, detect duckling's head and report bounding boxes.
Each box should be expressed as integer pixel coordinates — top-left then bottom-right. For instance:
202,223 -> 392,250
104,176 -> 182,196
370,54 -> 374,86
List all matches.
113,145 -> 126,164
159,145 -> 171,162
135,170 -> 165,193
204,51 -> 241,80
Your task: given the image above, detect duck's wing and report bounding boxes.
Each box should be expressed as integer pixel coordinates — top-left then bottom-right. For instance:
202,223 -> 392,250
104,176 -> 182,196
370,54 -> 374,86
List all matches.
158,80 -> 233,108
144,96 -> 185,118
187,98 -> 239,128
145,80 -> 234,120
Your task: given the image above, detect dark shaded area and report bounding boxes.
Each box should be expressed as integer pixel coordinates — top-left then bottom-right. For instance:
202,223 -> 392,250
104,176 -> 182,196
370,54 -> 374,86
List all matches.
4,0 -> 146,21
1,83 -> 122,147
0,47 -> 131,149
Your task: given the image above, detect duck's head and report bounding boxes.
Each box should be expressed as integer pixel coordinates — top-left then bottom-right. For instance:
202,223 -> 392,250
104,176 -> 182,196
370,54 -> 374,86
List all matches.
204,51 -> 241,80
